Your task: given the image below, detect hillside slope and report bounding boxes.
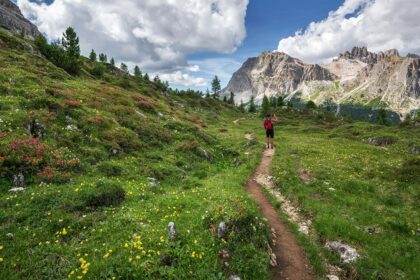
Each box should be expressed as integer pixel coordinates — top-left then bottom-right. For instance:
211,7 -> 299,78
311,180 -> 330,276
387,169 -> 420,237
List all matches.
0,28 -> 272,279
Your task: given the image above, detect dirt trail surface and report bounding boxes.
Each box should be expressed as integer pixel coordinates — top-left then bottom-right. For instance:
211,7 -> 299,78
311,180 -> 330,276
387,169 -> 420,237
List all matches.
246,148 -> 316,280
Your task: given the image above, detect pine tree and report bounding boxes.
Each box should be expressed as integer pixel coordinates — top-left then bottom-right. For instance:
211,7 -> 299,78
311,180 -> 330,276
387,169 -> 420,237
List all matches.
239,100 -> 245,113
376,109 -> 387,125
205,89 -> 211,99
60,27 -> 81,74
277,96 -> 284,107
134,65 -> 142,78
120,63 -> 128,73
211,75 -> 221,99
99,53 -> 107,63
229,92 -> 235,105
61,27 -> 80,58
89,49 -> 97,62
306,100 -> 317,109
110,58 -> 115,67
248,96 -> 256,113
270,96 -> 277,108
223,96 -> 227,103
144,73 -> 150,81
262,95 -> 270,116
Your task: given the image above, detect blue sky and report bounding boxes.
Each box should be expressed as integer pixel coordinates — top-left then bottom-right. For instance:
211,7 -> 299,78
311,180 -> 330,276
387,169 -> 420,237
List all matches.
16,0 -> 420,91
186,0 -> 344,90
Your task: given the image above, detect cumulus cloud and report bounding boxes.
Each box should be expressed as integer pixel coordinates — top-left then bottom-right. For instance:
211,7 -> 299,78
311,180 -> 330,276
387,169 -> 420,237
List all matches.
159,71 -> 207,87
277,0 -> 420,63
16,0 -> 249,76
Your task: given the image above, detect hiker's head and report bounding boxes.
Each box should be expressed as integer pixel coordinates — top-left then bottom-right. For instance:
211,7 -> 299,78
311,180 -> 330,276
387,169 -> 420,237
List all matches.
266,114 -> 271,118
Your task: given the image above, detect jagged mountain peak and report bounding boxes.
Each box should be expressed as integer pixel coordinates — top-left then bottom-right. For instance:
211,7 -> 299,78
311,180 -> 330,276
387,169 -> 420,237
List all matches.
338,46 -> 400,64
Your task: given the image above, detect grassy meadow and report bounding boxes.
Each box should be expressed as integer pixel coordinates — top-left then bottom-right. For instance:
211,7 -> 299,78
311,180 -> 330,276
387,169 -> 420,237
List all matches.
0,28 -> 271,279
270,109 -> 419,279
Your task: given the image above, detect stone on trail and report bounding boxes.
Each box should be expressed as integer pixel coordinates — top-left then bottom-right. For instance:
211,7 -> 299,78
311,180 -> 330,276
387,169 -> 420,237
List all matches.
228,275 -> 241,280
325,241 -> 360,263
326,275 -> 340,280
168,222 -> 176,241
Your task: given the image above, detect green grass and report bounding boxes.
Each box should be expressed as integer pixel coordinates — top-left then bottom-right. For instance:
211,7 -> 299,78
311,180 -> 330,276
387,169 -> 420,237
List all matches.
0,29 -> 271,279
270,109 -> 420,279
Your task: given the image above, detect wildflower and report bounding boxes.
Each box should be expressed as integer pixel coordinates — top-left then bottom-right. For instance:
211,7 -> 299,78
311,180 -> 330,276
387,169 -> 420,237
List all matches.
0,245 -> 3,250
0,257 -> 3,263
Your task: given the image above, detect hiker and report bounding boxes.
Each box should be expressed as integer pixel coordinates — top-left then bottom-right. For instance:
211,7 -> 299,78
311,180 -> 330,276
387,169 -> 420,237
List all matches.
264,114 -> 277,149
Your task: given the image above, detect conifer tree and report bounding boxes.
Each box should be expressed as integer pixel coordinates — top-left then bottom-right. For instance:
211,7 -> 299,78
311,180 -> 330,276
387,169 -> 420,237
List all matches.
144,73 -> 150,81
99,53 -> 107,63
120,63 -> 128,73
110,58 -> 115,67
248,96 -> 256,113
211,76 -> 221,99
239,100 -> 245,113
61,27 -> 80,58
89,49 -> 97,62
377,109 -> 387,125
277,96 -> 284,107
134,65 -> 142,78
223,96 -> 227,103
262,95 -> 270,116
229,92 -> 235,105
205,89 -> 211,99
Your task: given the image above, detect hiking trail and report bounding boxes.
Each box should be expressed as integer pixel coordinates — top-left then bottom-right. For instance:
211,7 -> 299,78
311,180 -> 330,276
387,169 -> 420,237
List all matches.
246,144 -> 316,280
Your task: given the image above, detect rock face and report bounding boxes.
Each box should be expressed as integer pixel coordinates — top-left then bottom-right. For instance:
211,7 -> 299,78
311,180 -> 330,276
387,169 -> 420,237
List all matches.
224,47 -> 420,115
223,51 -> 337,104
0,0 -> 42,39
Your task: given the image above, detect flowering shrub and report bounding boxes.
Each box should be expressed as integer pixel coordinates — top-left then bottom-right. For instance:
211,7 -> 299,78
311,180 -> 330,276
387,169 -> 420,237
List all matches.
0,135 -> 78,183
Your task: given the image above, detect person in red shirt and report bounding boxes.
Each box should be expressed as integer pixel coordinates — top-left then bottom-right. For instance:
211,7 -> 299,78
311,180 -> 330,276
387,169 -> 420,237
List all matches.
263,114 -> 278,149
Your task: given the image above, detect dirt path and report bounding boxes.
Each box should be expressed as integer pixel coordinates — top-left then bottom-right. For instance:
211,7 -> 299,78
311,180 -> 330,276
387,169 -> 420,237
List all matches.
246,148 -> 316,280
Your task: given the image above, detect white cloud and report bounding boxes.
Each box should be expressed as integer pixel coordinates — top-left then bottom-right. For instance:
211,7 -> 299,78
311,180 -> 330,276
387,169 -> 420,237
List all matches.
159,71 -> 207,87
17,0 -> 249,72
277,0 -> 420,63
187,65 -> 200,72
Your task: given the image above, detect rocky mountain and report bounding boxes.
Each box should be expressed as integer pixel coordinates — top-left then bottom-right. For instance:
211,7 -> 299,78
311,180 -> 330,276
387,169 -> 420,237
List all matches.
223,51 -> 337,105
223,47 -> 420,116
0,0 -> 41,39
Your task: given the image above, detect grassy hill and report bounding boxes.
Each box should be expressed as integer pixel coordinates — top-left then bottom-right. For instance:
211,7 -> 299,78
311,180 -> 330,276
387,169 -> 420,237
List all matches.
0,28 -> 271,279
269,109 -> 419,279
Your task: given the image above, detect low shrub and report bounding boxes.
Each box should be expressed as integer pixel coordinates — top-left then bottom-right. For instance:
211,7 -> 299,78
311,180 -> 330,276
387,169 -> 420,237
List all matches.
83,180 -> 126,208
97,161 -> 124,176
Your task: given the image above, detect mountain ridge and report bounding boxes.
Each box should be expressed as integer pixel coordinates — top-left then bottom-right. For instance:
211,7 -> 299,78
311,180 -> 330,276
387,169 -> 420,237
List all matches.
223,47 -> 420,116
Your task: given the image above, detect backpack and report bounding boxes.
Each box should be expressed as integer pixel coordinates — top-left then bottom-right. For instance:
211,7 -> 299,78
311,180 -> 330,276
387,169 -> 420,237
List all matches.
264,119 -> 273,130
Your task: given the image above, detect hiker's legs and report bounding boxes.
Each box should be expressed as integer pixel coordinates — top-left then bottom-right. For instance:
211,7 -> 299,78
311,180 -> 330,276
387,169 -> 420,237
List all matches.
266,137 -> 270,149
270,137 -> 274,149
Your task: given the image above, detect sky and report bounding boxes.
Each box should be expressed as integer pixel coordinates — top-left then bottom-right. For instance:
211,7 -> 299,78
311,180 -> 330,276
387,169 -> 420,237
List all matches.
14,0 -> 420,91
